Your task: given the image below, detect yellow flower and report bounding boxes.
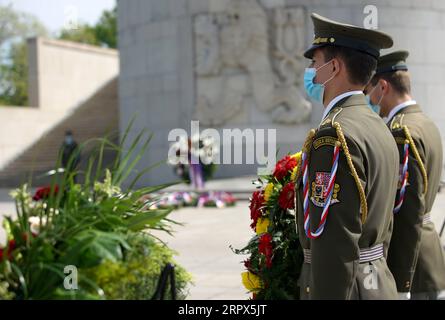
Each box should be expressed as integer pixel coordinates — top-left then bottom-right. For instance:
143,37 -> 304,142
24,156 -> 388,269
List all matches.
290,166 -> 299,182
241,271 -> 263,292
290,151 -> 302,182
256,217 -> 270,235
263,183 -> 274,202
291,151 -> 302,162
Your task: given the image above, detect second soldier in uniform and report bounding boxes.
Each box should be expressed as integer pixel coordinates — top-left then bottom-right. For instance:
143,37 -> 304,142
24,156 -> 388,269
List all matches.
365,50 -> 445,300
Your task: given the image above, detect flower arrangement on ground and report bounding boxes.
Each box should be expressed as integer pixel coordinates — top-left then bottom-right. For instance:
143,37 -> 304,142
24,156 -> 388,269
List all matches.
141,191 -> 236,210
169,135 -> 218,189
234,152 -> 304,299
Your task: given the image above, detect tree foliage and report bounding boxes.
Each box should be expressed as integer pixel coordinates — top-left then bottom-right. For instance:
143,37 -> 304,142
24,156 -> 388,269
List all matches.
0,5 -> 47,106
0,5 -> 47,48
0,4 -> 117,106
59,7 -> 117,49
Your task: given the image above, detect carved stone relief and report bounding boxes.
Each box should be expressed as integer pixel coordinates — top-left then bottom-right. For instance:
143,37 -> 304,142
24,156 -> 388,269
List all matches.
193,0 -> 312,126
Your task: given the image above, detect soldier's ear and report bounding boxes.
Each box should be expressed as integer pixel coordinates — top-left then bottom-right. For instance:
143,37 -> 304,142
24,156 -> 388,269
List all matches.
331,58 -> 341,77
379,79 -> 389,93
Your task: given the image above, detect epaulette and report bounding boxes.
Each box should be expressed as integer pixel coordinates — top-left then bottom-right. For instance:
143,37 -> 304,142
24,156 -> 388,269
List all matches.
390,113 -> 405,131
319,107 -> 343,130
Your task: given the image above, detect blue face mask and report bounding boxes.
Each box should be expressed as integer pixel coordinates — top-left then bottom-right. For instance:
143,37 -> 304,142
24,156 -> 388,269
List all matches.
303,60 -> 334,104
365,85 -> 383,114
365,96 -> 380,114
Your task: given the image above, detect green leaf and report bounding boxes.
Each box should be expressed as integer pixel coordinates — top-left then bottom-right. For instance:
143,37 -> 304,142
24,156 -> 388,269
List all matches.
125,209 -> 172,232
60,230 -> 129,268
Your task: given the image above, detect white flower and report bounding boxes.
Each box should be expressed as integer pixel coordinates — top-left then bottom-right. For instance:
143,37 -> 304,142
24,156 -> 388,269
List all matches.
28,216 -> 47,234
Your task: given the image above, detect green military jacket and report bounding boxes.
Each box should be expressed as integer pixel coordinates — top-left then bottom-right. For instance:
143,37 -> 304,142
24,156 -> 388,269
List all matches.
386,104 -> 445,293
295,93 -> 399,299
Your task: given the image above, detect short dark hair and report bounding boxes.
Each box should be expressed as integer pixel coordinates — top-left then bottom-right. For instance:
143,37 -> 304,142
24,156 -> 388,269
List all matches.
371,70 -> 411,95
321,46 -> 377,86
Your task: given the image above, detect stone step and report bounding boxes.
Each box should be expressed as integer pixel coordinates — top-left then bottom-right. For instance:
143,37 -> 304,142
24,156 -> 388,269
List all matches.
0,78 -> 119,187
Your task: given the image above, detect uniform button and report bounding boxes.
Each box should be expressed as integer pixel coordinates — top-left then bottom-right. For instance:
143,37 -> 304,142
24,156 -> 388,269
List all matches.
306,286 -> 310,293
405,281 -> 410,288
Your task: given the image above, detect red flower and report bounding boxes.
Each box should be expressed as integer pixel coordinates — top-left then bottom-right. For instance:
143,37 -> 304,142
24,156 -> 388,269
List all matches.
0,239 -> 17,262
225,194 -> 236,204
0,233 -> 38,262
273,155 -> 297,181
244,259 -> 254,272
249,191 -> 265,230
8,239 -> 16,251
220,192 -> 236,204
259,233 -> 273,268
278,182 -> 295,210
33,185 -> 59,201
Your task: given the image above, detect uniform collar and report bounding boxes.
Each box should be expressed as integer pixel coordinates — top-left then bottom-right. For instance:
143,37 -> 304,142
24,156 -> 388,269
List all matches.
384,100 -> 417,124
321,91 -> 363,123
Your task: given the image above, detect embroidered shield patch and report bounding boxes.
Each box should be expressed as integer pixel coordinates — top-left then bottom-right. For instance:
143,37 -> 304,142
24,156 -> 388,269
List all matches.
310,172 -> 340,207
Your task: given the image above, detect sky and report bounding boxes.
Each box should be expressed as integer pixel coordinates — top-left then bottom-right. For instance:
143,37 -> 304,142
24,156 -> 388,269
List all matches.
1,0 -> 116,34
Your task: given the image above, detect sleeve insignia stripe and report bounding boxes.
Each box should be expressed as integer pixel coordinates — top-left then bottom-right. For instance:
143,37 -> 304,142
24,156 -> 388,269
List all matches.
313,136 -> 339,150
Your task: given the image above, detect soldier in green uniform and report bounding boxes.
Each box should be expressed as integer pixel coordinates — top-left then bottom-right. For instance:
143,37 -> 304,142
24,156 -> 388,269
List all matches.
365,50 -> 445,300
294,13 -> 399,299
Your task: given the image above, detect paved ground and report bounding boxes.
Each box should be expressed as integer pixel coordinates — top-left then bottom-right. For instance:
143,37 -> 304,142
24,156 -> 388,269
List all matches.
151,202 -> 252,300
1,179 -> 445,300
